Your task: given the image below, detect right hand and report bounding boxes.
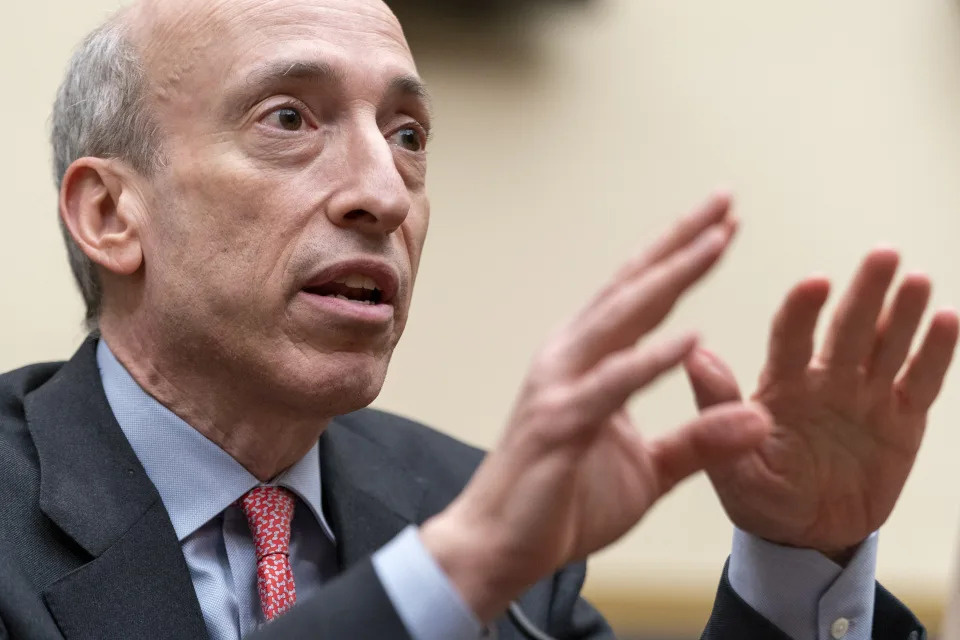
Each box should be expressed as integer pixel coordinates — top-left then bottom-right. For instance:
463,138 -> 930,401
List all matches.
420,193 -> 773,622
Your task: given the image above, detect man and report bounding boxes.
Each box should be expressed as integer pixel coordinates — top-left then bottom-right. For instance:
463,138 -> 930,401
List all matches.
0,0 -> 956,638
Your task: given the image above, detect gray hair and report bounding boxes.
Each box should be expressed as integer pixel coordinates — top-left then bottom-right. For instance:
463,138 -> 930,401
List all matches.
51,15 -> 162,330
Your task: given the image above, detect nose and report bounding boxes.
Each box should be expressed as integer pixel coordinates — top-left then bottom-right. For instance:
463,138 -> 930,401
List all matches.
325,123 -> 412,235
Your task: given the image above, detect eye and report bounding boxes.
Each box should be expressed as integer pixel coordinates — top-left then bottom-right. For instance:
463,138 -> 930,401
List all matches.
390,126 -> 426,152
263,107 -> 305,131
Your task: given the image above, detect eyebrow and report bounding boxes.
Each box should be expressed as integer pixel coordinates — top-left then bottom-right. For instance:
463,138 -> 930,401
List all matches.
246,60 -> 348,90
225,59 -> 433,122
388,75 -> 433,112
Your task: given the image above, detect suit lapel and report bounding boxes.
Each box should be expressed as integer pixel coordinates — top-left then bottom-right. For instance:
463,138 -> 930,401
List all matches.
25,338 -> 207,640
320,419 -> 427,569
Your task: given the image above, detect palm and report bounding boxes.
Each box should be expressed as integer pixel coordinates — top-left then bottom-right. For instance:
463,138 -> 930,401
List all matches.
691,250 -> 958,554
565,411 -> 662,558
721,366 -> 921,551
487,409 -> 668,575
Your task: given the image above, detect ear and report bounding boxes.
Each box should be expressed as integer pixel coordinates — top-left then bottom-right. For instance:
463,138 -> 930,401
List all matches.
59,158 -> 144,277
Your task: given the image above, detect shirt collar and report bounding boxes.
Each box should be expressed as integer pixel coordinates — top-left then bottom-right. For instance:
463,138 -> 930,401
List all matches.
96,339 -> 336,543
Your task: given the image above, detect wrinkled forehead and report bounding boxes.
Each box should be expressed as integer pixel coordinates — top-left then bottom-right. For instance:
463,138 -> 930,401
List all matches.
131,0 -> 417,105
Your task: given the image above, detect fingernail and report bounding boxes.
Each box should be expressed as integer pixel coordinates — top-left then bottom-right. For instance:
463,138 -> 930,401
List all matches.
701,226 -> 727,249
697,350 -> 725,378
713,186 -> 734,200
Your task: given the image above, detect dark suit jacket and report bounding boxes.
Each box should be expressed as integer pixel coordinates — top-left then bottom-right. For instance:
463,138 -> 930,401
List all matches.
0,339 -> 927,639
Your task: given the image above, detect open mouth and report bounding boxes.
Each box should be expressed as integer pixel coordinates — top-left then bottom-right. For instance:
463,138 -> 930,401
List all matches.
303,274 -> 386,306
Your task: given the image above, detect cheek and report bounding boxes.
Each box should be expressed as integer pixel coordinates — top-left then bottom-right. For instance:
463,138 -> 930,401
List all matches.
404,199 -> 430,279
147,163 -> 298,305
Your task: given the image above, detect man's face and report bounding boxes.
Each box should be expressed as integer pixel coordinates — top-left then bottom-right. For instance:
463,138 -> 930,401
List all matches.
130,0 -> 430,414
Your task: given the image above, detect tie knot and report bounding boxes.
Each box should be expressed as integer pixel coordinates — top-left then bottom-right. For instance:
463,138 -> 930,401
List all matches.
240,486 -> 296,561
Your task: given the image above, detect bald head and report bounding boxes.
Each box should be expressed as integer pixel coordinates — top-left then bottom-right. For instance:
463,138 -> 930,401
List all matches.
123,0 -> 413,112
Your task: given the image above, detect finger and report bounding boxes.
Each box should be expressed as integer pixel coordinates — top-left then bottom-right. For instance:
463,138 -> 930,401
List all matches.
573,333 -> 699,422
867,273 -> 931,383
609,191 -> 734,285
649,402 -> 771,494
561,222 -> 735,372
896,309 -> 960,412
763,277 -> 831,379
684,347 -> 743,410
819,249 -> 900,368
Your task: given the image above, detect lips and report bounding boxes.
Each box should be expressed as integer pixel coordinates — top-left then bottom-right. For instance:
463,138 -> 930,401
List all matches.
300,260 -> 400,307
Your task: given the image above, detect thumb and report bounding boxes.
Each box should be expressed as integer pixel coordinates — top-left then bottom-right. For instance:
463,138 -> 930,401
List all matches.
650,402 -> 772,494
684,346 -> 743,410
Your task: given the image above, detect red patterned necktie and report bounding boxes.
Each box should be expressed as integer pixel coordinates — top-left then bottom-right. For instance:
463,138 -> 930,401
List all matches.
239,486 -> 297,621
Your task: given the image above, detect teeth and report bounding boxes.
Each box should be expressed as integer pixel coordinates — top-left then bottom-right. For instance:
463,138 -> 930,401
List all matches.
334,274 -> 379,291
326,293 -> 375,306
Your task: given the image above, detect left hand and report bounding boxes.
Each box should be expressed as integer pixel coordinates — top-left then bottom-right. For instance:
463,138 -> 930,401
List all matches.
685,248 -> 959,560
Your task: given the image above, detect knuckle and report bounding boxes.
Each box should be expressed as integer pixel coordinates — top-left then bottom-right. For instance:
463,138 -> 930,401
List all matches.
530,339 -> 574,382
521,386 -> 587,445
533,386 -> 576,422
648,342 -> 678,369
531,344 -> 561,374
603,292 -> 635,320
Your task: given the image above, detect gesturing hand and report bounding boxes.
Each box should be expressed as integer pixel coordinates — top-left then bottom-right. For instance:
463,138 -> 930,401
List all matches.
421,193 -> 772,621
686,250 -> 959,560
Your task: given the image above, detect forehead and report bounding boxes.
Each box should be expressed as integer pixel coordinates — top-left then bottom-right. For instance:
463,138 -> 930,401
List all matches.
137,0 -> 417,100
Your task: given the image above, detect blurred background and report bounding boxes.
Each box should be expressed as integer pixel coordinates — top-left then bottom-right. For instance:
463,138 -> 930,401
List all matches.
4,0 -> 960,637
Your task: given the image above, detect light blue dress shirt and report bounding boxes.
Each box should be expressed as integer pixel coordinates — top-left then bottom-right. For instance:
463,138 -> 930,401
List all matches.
97,339 -> 877,640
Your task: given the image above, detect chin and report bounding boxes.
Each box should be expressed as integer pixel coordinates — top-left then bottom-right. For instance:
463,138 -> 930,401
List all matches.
279,348 -> 392,418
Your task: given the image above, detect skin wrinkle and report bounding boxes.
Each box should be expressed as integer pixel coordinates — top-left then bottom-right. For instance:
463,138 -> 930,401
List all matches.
131,1 -> 242,101
81,0 -> 429,480
231,61 -> 348,119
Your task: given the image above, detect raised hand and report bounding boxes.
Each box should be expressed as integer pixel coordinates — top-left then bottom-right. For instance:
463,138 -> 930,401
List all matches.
421,193 -> 772,621
686,249 -> 959,559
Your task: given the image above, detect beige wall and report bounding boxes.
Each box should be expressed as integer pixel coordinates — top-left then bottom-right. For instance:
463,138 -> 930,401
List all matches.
6,0 -> 960,630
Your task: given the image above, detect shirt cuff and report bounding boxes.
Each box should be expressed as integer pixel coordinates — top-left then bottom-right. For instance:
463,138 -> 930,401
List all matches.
372,525 -> 485,640
728,528 -> 878,640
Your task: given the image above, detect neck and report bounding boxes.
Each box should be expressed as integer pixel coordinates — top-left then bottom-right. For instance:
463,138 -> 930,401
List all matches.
99,324 -> 330,482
